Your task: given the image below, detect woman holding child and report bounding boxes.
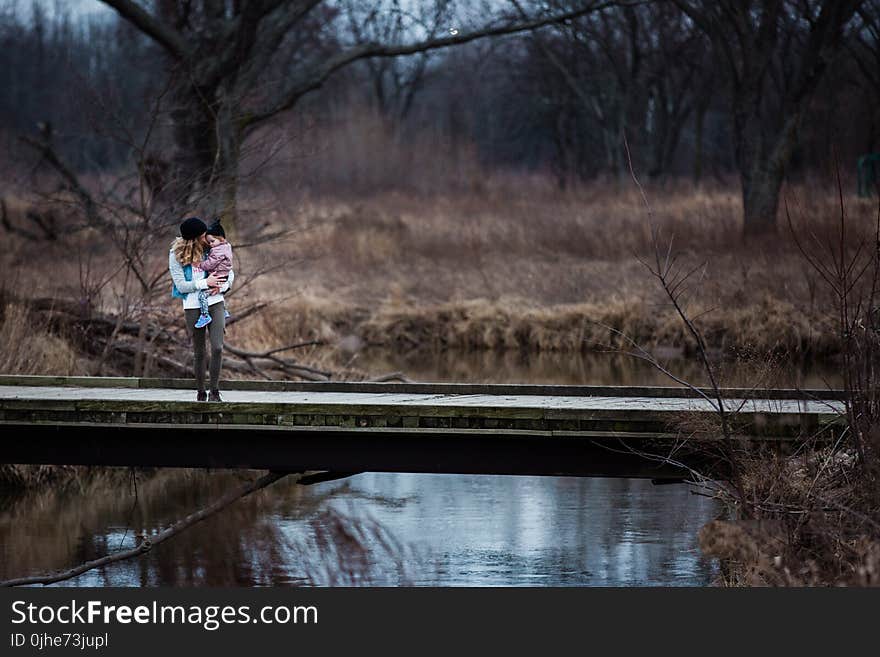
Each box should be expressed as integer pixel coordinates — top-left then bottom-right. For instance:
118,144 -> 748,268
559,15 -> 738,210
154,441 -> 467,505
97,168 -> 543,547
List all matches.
168,216 -> 234,402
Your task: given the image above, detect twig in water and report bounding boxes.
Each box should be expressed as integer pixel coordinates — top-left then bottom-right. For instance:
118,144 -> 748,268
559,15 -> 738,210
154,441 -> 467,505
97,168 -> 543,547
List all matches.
0,471 -> 289,587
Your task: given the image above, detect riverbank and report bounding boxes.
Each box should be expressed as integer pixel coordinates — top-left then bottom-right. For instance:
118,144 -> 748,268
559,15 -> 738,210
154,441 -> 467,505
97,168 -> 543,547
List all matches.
236,291 -> 831,358
230,179 -> 877,360
2,181 -> 873,372
228,181 -> 868,361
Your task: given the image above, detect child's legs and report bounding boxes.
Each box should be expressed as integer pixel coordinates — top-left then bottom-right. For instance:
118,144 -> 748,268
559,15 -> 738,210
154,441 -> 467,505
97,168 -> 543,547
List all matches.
206,302 -> 226,391
185,308 -> 207,392
197,289 -> 209,316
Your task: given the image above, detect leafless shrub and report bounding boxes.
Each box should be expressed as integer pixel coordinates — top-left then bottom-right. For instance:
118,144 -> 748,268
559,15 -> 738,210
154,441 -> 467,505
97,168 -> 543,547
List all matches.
0,300 -> 77,375
610,144 -> 880,585
696,181 -> 880,585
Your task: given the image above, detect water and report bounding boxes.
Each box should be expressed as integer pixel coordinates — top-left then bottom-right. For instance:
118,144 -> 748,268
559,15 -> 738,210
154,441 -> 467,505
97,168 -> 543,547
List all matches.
0,471 -> 720,586
356,347 -> 843,389
6,348 -> 817,587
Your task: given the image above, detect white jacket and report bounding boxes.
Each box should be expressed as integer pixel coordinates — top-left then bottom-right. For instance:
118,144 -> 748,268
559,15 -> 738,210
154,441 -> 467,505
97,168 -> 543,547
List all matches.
168,248 -> 234,311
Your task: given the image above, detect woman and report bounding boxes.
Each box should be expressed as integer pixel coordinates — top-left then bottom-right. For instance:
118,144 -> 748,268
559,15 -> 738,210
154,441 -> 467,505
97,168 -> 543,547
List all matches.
168,216 -> 234,402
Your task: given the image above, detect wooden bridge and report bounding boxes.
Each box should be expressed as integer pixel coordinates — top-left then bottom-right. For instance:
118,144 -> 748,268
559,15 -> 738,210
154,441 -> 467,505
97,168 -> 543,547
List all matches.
0,375 -> 845,481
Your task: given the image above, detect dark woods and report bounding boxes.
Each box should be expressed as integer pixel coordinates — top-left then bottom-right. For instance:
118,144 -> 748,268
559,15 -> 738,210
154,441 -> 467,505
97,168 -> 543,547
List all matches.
0,1 -> 877,236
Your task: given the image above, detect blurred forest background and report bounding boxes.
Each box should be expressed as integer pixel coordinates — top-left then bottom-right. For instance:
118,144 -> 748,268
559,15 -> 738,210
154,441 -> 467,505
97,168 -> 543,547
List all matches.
0,0 -> 878,380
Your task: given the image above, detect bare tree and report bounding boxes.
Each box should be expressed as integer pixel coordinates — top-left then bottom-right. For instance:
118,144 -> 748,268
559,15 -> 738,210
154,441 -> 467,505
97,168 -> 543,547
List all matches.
517,1 -> 647,182
516,1 -> 712,182
673,0 -> 866,237
98,0 -> 631,229
343,0 -> 454,123
642,4 -> 705,180
848,2 -> 880,152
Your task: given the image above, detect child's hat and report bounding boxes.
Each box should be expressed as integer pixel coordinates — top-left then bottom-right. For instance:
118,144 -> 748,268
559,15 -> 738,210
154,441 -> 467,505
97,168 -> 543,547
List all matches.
207,218 -> 225,238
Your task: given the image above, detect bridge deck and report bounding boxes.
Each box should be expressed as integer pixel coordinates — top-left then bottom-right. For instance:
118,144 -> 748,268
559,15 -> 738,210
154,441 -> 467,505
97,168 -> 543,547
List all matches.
0,376 -> 846,480
0,384 -> 843,413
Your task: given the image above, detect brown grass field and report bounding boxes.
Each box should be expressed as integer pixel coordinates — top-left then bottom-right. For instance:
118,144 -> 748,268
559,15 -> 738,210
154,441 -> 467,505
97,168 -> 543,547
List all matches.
1,171 -> 877,379
2,108 -> 876,379
224,176 -> 876,364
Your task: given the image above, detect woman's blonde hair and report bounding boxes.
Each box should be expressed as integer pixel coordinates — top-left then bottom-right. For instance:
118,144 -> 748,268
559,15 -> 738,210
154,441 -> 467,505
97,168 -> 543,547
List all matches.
171,237 -> 204,266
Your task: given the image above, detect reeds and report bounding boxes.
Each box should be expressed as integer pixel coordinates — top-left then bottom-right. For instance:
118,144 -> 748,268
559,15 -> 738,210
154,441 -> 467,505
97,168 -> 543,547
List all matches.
0,299 -> 77,375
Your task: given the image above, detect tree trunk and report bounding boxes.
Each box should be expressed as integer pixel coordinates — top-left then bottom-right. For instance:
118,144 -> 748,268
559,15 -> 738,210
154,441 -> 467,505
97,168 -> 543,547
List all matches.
693,101 -> 707,185
738,107 -> 803,237
741,169 -> 783,237
168,84 -> 212,209
204,97 -> 242,237
167,82 -> 242,236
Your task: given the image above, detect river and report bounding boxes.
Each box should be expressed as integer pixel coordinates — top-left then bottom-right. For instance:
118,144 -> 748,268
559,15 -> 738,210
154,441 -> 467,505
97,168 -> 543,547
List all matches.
0,352 -> 840,586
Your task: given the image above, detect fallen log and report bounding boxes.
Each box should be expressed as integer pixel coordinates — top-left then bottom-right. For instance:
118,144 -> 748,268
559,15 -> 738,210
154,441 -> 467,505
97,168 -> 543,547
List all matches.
16,295 -> 404,383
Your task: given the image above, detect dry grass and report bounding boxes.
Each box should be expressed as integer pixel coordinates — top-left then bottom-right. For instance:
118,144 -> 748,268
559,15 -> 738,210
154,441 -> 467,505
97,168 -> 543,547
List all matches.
661,363 -> 880,586
2,158 -> 876,375
697,445 -> 880,586
0,299 -> 78,375
225,178 -> 870,360
3,105 -> 876,372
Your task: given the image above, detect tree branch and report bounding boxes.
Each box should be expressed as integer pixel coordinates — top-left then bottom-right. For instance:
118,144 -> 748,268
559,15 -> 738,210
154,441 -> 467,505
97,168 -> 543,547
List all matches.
98,0 -> 191,59
19,134 -> 107,230
242,0 -> 324,81
0,470 -> 289,587
247,0 -> 638,127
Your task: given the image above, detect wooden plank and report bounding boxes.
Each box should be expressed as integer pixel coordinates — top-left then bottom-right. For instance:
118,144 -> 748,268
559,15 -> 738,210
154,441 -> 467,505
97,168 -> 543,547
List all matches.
0,402 -> 843,437
0,398 -> 842,430
0,419 -> 675,439
0,374 -> 847,401
0,375 -> 140,388
0,386 -> 844,413
0,417 -> 839,444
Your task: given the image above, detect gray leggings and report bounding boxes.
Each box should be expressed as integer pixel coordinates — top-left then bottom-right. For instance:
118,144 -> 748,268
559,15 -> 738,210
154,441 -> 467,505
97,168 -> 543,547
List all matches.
185,302 -> 225,392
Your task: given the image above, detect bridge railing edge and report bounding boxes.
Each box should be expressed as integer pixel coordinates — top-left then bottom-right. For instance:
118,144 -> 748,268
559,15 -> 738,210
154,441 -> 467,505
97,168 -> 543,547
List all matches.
0,373 -> 848,401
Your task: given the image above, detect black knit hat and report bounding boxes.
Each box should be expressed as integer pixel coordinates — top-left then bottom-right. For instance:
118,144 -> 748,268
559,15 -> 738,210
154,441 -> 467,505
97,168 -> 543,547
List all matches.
206,218 -> 226,238
179,216 -> 207,240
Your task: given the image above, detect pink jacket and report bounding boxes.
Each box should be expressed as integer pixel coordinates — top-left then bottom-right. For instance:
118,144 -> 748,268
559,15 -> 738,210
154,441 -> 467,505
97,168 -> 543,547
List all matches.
198,242 -> 233,277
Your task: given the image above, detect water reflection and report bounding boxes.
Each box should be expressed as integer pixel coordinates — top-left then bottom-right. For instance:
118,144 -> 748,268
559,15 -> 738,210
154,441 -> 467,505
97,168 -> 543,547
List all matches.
356,348 -> 843,389
0,470 -> 720,586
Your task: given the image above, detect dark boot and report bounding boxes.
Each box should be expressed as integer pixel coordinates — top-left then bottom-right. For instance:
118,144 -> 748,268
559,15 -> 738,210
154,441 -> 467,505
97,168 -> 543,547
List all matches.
197,390 -> 207,402
208,390 -> 222,402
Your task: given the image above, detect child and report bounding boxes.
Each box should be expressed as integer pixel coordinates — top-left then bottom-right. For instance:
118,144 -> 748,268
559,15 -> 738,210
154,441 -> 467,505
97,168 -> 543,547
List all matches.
193,219 -> 233,328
